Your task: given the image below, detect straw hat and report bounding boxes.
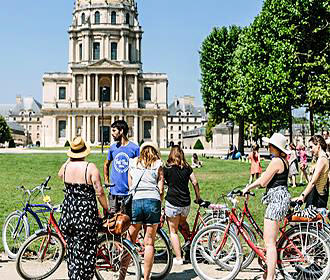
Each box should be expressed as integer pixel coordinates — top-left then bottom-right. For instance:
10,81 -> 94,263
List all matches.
67,136 -> 91,159
140,142 -> 160,156
262,133 -> 290,155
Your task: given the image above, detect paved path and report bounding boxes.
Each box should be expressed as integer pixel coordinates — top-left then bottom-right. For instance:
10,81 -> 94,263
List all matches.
1,253 -> 266,280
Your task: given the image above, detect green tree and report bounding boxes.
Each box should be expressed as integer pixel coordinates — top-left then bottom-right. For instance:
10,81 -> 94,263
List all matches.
0,116 -> 12,144
193,139 -> 204,150
200,25 -> 243,150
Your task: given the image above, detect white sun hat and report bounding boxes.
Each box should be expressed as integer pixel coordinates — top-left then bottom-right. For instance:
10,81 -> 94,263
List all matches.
262,133 -> 290,155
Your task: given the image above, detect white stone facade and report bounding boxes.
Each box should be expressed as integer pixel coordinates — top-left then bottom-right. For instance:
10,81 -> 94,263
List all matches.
41,0 -> 168,147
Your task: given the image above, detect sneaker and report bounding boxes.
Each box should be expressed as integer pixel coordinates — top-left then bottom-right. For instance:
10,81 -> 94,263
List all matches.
173,258 -> 183,265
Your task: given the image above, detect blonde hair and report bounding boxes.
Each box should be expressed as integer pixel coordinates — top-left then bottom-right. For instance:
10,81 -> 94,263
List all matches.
138,146 -> 160,168
167,145 -> 189,168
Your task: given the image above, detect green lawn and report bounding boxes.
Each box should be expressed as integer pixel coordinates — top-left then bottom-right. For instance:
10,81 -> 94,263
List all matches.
0,153 -> 306,251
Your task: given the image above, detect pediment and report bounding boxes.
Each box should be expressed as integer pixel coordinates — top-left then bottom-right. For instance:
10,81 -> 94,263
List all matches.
88,59 -> 123,68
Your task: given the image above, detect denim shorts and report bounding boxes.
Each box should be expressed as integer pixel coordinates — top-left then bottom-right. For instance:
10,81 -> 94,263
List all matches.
132,198 -> 161,225
165,201 -> 190,218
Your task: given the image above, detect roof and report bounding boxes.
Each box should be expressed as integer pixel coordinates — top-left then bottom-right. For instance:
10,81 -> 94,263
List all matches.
11,97 -> 42,116
168,101 -> 206,117
7,121 -> 25,133
0,104 -> 15,117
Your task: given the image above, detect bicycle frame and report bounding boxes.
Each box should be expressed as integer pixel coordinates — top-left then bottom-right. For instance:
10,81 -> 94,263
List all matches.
219,195 -> 306,265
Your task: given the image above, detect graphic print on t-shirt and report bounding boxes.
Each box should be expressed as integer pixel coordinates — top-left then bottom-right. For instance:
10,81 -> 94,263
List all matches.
113,152 -> 130,173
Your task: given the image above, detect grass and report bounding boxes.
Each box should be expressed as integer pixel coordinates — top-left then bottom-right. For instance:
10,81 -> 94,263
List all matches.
0,153 -> 308,252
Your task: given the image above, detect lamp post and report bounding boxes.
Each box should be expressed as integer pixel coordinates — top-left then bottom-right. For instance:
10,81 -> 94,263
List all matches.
101,86 -> 106,154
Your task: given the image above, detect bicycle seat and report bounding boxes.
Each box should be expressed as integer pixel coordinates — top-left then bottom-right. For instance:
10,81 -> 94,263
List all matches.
194,199 -> 211,208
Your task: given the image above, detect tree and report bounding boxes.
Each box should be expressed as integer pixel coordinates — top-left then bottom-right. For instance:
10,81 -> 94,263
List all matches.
200,25 -> 243,150
193,139 -> 204,150
0,116 -> 12,144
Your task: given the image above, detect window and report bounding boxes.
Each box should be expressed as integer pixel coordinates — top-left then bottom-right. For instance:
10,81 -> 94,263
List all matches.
144,87 -> 151,101
111,42 -> 117,60
94,11 -> 100,24
59,87 -> 66,100
186,118 -> 189,122
194,126 -> 197,129
179,126 -> 181,131
58,120 -> 66,138
125,13 -> 130,24
186,126 -> 189,131
37,125 -> 40,131
179,134 -> 181,139
79,44 -> 83,61
170,126 -> 173,131
93,42 -> 100,60
37,117 -> 40,121
81,13 -> 85,24
143,121 -> 152,139
101,87 -> 110,102
37,133 -> 40,139
170,134 -> 173,139
29,117 -> 32,121
13,117 -> 16,121
29,125 -> 32,131
195,117 -> 198,122
111,11 -> 116,24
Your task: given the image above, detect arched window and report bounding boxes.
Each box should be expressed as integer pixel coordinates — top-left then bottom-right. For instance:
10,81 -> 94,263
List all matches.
111,42 -> 117,60
81,13 -> 85,24
94,11 -> 100,24
125,13 -> 130,24
111,11 -> 116,24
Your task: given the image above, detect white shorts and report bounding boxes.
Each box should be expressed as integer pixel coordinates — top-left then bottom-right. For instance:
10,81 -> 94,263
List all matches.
165,201 -> 190,218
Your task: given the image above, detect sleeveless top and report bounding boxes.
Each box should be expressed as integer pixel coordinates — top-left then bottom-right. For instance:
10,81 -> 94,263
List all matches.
314,155 -> 329,196
266,157 -> 288,191
60,162 -> 98,233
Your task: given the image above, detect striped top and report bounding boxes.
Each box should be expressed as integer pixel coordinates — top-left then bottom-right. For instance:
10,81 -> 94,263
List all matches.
315,156 -> 329,196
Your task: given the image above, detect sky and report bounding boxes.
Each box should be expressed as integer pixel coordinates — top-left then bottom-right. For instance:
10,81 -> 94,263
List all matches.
0,0 -> 263,106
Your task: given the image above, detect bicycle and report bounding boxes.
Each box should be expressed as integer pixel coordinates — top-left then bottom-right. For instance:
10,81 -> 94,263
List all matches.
190,189 -> 330,280
16,199 -> 142,280
2,176 -> 60,259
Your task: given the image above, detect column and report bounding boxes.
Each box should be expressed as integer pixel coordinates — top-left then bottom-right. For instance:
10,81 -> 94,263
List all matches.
123,75 -> 127,107
95,74 -> 99,102
119,74 -> 123,102
84,35 -> 89,61
53,117 -> 57,144
134,74 -> 138,102
83,75 -> 87,101
139,116 -> 143,141
69,37 -> 74,63
82,116 -> 87,139
111,74 -> 115,102
134,115 -> 138,143
87,74 -> 91,101
95,115 -> 99,144
104,36 -> 109,59
125,38 -> 129,61
153,116 -> 158,144
87,116 -> 91,143
71,75 -> 76,101
120,33 -> 125,61
72,116 -> 76,138
67,115 -> 71,141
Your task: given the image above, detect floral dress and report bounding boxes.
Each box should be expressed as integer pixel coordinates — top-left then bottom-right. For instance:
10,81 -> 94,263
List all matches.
60,163 -> 99,280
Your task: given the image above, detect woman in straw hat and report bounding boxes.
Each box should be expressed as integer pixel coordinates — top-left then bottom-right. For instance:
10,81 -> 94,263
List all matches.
126,142 -> 164,280
58,136 -> 108,280
242,132 -> 291,280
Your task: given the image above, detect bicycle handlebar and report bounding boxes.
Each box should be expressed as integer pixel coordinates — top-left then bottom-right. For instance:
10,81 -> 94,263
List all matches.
228,190 -> 255,197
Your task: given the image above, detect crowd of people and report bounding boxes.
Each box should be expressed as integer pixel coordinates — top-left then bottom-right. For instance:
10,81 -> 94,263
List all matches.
58,120 -> 330,280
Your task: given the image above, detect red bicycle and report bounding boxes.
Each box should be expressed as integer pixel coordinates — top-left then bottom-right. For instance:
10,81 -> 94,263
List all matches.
15,201 -> 141,280
190,189 -> 330,280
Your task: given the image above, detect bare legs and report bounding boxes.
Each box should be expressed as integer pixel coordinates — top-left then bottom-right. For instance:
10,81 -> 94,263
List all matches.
264,218 -> 279,280
249,173 -> 260,184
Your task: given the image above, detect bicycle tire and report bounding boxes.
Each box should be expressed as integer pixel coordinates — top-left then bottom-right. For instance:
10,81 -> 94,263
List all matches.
277,225 -> 330,280
201,215 -> 256,269
16,231 -> 65,280
2,211 -> 29,259
95,234 -> 142,280
190,224 -> 242,280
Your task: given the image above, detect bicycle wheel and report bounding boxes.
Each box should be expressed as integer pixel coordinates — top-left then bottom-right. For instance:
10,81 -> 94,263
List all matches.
95,234 -> 142,280
190,224 -> 242,280
201,215 -> 256,269
278,225 -> 330,280
2,211 -> 29,259
136,228 -> 173,279
16,231 -> 65,280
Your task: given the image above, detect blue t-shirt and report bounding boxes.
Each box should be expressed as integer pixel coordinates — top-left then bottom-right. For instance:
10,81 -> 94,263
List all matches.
107,141 -> 140,195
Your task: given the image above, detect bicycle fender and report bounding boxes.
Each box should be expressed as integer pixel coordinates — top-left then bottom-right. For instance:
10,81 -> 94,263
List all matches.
157,228 -> 172,248
122,238 -> 141,261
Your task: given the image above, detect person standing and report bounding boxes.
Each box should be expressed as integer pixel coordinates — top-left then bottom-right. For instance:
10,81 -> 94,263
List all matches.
288,143 -> 298,187
293,135 -> 329,209
58,136 -> 109,280
164,145 -> 202,265
104,120 -> 140,214
243,133 -> 291,280
298,144 -> 309,185
248,144 -> 262,184
126,142 -> 164,280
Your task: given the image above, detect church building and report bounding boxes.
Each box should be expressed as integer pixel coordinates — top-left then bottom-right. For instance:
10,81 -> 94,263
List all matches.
41,0 -> 168,147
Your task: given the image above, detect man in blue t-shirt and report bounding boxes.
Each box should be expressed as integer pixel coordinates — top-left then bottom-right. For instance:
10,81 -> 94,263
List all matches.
104,120 -> 140,214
